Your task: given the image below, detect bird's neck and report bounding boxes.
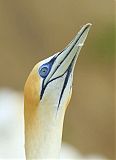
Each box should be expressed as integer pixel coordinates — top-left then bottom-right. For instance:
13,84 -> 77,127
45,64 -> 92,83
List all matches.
24,102 -> 66,159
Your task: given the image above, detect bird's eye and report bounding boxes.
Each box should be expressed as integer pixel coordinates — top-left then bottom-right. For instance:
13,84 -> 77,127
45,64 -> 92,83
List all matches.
38,57 -> 56,79
39,66 -> 49,78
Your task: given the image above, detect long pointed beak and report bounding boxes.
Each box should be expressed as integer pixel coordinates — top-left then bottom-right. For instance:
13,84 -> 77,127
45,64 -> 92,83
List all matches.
44,23 -> 92,85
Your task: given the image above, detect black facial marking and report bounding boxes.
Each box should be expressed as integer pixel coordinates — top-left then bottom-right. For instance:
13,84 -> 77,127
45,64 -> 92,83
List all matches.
40,56 -> 57,100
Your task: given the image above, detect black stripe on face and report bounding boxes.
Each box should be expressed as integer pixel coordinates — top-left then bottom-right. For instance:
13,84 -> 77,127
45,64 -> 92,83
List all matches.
40,56 -> 57,100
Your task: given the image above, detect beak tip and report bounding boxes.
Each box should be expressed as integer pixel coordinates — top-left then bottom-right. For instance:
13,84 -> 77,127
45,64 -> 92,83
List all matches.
83,23 -> 92,32
85,23 -> 92,28
75,23 -> 92,47
87,23 -> 92,25
82,23 -> 92,33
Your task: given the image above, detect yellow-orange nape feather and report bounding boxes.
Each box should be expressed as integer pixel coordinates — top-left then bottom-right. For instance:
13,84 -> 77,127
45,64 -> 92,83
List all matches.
24,64 -> 40,108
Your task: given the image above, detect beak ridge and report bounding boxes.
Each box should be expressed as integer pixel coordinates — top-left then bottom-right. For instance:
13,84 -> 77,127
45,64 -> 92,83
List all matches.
48,23 -> 92,81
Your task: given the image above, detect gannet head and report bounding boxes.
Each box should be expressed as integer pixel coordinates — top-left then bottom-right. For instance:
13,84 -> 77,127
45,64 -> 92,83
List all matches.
24,23 -> 91,116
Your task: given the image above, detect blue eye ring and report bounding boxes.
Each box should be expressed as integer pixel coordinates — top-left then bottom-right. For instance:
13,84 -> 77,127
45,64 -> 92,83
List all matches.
38,56 -> 57,79
39,65 -> 50,78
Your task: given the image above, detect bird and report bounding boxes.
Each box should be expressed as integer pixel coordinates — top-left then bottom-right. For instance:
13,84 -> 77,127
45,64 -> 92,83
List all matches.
24,23 -> 92,159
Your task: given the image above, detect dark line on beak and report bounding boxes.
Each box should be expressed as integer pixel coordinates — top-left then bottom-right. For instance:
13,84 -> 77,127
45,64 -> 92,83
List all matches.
57,55 -> 76,111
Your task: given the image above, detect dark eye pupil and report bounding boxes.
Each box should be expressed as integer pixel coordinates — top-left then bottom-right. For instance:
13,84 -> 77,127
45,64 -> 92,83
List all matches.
42,68 -> 47,73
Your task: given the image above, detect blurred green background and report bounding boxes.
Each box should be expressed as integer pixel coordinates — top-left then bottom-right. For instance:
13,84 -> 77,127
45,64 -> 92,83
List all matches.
0,0 -> 115,159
